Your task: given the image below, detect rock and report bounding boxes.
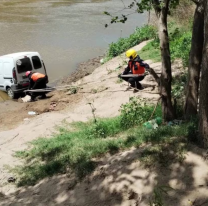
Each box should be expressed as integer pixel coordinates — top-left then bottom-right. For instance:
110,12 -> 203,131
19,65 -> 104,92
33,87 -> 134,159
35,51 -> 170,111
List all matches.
67,180 -> 77,190
21,95 -> 31,103
128,190 -> 138,200
100,58 -> 104,64
49,102 -> 57,111
7,177 -> 16,183
28,111 -> 36,115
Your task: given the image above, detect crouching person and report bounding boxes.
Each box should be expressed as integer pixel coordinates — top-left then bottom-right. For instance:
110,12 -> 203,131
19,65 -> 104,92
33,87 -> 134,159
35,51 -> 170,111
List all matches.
118,49 -> 149,90
25,71 -> 47,101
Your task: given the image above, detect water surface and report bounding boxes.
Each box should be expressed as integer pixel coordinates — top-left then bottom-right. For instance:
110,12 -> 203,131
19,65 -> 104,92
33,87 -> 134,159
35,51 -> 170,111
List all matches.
0,0 -> 147,82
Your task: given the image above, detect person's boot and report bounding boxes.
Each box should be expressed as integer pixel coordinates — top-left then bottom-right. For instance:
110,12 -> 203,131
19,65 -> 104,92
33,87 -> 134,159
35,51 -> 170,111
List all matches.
133,89 -> 139,93
41,94 -> 46,99
30,96 -> 36,102
137,82 -> 144,90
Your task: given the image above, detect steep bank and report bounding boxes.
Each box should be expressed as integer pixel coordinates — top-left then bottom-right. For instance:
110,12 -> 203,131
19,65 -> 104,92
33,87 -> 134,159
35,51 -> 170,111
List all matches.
1,40 -> 207,206
0,40 -> 157,194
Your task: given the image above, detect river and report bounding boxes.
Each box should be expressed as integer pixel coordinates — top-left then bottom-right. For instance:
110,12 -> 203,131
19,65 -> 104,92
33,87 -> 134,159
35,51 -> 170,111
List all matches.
0,0 -> 147,82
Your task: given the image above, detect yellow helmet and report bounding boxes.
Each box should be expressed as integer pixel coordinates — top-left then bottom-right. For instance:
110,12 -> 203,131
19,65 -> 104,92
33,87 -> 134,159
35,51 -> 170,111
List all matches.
126,49 -> 137,59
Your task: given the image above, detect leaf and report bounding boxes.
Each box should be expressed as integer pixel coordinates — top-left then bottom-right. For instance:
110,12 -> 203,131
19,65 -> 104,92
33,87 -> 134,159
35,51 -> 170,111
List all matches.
103,11 -> 110,16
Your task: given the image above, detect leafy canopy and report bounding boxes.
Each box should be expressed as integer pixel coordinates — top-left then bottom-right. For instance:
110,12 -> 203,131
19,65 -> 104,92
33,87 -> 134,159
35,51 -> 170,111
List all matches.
104,0 -> 180,27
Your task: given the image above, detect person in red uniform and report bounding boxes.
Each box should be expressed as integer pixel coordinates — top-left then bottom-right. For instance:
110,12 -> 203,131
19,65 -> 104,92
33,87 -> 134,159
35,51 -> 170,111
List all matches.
25,71 -> 47,101
118,49 -> 149,90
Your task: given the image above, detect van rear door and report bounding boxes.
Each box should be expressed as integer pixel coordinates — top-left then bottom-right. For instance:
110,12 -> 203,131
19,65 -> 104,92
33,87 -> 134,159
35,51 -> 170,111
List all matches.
30,55 -> 46,75
30,54 -> 48,83
15,53 -> 48,86
15,56 -> 32,85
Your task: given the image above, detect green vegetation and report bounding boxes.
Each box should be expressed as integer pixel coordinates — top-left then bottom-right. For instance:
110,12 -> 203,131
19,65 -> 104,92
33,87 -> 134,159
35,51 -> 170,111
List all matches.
138,40 -> 161,62
105,20 -> 192,68
120,97 -> 161,129
138,23 -> 192,67
149,185 -> 174,206
170,31 -> 192,67
172,72 -> 188,99
13,97 -> 193,187
106,25 -> 157,59
140,136 -> 187,167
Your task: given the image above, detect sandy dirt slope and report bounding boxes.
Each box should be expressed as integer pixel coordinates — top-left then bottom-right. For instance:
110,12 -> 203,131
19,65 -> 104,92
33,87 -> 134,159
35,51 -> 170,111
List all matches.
0,40 -> 157,195
1,41 -> 206,206
1,145 -> 208,206
0,56 -> 102,131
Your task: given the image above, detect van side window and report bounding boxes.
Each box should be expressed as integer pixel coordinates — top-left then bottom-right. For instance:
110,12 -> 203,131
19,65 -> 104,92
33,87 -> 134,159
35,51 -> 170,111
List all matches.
32,56 -> 42,69
16,58 -> 32,73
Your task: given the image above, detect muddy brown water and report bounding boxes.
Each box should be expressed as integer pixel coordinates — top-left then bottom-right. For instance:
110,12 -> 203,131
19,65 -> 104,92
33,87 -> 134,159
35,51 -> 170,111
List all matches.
0,91 -> 10,101
0,0 -> 147,83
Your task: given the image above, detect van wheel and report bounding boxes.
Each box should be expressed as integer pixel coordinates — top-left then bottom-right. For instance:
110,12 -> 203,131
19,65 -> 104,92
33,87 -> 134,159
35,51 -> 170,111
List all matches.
7,87 -> 17,99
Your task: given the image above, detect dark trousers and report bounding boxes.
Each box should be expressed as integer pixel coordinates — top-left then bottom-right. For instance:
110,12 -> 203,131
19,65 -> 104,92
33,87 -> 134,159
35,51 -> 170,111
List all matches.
121,76 -> 144,89
31,77 -> 47,100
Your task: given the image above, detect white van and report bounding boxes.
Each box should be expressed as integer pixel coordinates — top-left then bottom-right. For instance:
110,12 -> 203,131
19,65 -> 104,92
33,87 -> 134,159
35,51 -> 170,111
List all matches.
0,52 -> 48,99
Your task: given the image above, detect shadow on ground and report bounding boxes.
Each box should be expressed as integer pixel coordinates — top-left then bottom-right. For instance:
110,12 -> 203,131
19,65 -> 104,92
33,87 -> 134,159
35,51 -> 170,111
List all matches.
1,138 -> 208,206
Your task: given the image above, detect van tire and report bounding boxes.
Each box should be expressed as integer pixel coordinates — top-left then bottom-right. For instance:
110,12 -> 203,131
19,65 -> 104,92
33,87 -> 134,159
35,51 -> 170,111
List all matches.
7,87 -> 17,99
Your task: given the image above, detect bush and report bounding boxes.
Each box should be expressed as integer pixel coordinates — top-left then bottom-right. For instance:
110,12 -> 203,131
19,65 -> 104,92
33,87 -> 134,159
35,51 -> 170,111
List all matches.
87,117 -> 121,138
106,25 -> 157,59
170,31 -> 192,67
139,24 -> 192,67
172,72 -> 188,99
120,97 -> 162,129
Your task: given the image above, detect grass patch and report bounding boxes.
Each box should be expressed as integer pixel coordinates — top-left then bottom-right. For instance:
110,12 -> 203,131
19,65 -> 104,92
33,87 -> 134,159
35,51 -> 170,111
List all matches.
106,25 -> 157,59
140,137 -> 187,168
13,123 -> 191,187
11,98 -> 192,187
138,40 -> 161,63
14,123 -> 190,187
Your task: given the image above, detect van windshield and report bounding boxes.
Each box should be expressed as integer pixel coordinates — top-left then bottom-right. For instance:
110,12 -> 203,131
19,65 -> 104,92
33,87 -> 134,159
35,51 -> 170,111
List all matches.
16,57 -> 32,73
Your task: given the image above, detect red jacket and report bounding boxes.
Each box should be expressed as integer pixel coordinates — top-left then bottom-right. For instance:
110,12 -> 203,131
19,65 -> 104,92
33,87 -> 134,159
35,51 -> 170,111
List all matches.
123,56 -> 149,75
31,73 -> 45,82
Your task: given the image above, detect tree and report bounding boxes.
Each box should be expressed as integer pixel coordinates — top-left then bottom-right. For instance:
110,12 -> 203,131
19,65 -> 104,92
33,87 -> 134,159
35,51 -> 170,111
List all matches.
154,0 -> 175,121
184,0 -> 204,119
198,0 -> 208,148
105,0 -> 179,121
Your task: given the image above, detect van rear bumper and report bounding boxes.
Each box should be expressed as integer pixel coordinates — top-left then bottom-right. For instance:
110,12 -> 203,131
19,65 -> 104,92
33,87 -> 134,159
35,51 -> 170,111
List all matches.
11,85 -> 28,93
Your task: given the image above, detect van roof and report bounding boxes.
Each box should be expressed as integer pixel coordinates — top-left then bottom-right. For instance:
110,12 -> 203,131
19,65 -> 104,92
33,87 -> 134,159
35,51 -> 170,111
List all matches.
0,52 -> 40,59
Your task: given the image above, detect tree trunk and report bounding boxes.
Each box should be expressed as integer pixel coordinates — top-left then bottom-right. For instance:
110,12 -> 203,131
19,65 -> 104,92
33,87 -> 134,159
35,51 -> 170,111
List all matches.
184,2 -> 204,119
157,0 -> 175,121
198,0 -> 208,148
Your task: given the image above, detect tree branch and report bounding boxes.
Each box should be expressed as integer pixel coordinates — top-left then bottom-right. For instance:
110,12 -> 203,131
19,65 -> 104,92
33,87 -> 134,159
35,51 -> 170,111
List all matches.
120,0 -> 126,8
148,67 -> 160,84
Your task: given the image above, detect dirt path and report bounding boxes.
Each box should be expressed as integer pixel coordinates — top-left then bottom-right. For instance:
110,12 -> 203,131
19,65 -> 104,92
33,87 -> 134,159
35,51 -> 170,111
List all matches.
1,41 -> 201,206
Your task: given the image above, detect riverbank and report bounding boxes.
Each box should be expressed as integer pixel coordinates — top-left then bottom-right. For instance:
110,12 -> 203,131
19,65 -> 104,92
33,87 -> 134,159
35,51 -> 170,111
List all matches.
1,40 -> 208,206
0,55 -> 103,131
0,24 -> 158,131
60,55 -> 103,85
0,40 -> 157,192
